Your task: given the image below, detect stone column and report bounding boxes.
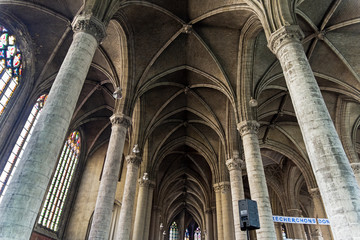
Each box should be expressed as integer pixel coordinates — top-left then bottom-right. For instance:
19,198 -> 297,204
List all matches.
89,114 -> 131,239
351,163 -> 360,187
143,183 -> 155,240
212,207 -> 217,240
150,206 -> 161,240
0,15 -> 105,240
310,229 -> 323,240
226,157 -> 247,240
205,209 -> 213,240
132,177 -> 149,240
115,153 -> 142,240
237,121 -> 276,239
309,188 -> 332,240
133,176 -> 155,240
213,184 -> 224,240
287,209 -> 305,239
219,182 -> 235,240
274,222 -> 283,240
268,25 -> 360,239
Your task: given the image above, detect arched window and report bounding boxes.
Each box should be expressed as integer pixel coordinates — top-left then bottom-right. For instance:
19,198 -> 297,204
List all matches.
169,222 -> 179,240
194,227 -> 201,240
38,131 -> 81,231
0,94 -> 47,202
184,228 -> 189,240
0,25 -> 22,116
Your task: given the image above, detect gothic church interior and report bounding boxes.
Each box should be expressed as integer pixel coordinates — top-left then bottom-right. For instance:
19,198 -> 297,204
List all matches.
0,0 -> 360,239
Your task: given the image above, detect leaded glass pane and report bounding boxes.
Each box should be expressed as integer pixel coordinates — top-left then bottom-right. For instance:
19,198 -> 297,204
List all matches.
169,222 -> 179,240
38,131 -> 81,232
0,94 -> 47,202
0,25 -> 22,117
194,227 -> 201,240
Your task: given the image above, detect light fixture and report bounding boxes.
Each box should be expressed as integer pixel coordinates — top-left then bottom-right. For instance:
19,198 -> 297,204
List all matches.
249,97 -> 258,107
163,231 -> 166,236
142,172 -> 149,181
160,223 -> 164,231
132,144 -> 140,154
112,87 -> 122,99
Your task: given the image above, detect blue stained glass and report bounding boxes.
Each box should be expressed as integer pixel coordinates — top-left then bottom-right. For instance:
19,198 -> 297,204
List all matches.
0,24 -> 22,117
170,222 -> 179,240
6,59 -> 12,67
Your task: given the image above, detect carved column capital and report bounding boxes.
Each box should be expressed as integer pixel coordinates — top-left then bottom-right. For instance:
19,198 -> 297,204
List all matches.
72,15 -> 106,43
110,113 -> 132,128
310,229 -> 321,238
226,158 -> 244,172
213,183 -> 221,193
287,208 -> 302,216
125,154 -> 142,166
219,181 -> 231,193
268,25 -> 305,55
205,208 -> 212,214
237,120 -> 260,137
351,163 -> 360,174
309,188 -> 321,199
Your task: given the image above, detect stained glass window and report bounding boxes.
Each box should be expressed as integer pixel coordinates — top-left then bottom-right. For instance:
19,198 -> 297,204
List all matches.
194,227 -> 201,240
0,94 -> 47,203
0,25 -> 22,117
184,229 -> 189,240
169,222 -> 179,240
38,131 -> 81,231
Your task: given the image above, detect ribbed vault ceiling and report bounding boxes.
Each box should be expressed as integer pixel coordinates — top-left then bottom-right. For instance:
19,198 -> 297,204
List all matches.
2,0 -> 360,228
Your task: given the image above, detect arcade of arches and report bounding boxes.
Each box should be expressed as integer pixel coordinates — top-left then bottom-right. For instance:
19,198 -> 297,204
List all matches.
0,0 -> 360,240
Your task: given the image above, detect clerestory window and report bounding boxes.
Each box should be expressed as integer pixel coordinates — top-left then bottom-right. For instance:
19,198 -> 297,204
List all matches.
38,131 -> 81,231
169,222 -> 179,240
0,25 -> 22,117
0,94 -> 47,202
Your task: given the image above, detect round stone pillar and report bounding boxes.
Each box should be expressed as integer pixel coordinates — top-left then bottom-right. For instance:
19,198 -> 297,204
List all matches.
309,188 -> 332,240
205,209 -> 213,240
143,182 -> 155,240
351,163 -> 360,187
226,157 -> 247,240
115,153 -> 142,240
219,182 -> 235,240
287,209 -> 306,239
150,206 -> 161,240
89,114 -> 131,239
237,120 -> 276,239
133,176 -> 155,240
212,207 -> 217,240
132,177 -> 150,240
213,184 -> 224,240
274,222 -> 283,240
268,25 -> 360,239
0,15 -> 105,240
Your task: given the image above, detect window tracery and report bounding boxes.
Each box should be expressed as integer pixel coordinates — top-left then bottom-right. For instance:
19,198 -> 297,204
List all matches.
184,228 -> 189,240
0,25 -> 22,116
194,227 -> 201,240
0,94 -> 46,202
169,222 -> 179,240
38,131 -> 81,231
